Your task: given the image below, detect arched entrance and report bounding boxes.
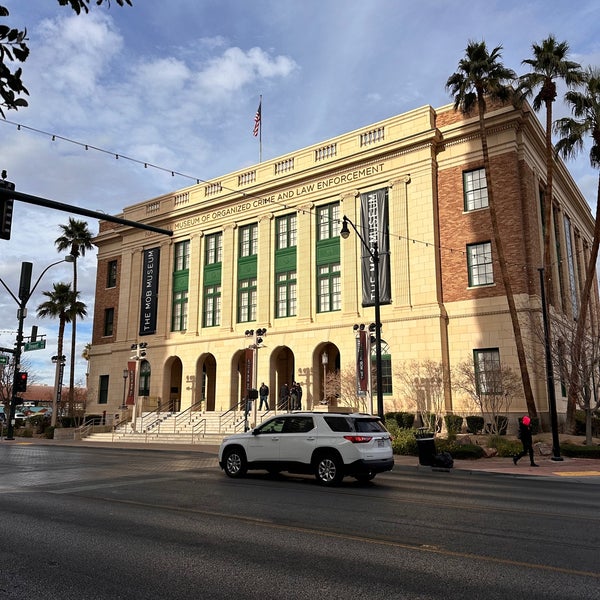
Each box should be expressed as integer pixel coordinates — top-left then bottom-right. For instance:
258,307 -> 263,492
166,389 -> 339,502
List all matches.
316,344 -> 341,407
196,353 -> 216,411
164,356 -> 183,412
272,346 -> 294,409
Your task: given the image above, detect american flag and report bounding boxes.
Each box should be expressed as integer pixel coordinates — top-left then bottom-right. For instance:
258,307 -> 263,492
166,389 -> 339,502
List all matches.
253,101 -> 261,136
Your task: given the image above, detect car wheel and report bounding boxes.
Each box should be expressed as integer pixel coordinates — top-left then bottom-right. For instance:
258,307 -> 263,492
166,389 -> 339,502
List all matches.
223,447 -> 247,478
314,453 -> 343,486
355,472 -> 376,484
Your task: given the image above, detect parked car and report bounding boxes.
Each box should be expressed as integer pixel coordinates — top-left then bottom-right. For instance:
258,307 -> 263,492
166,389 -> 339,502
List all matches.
218,411 -> 394,485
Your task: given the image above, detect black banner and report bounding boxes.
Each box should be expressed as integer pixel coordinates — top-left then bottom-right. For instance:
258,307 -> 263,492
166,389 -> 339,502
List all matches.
139,247 -> 160,336
359,188 -> 391,306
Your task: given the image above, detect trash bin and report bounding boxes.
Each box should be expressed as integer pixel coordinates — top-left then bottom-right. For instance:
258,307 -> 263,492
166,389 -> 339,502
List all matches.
415,429 -> 436,466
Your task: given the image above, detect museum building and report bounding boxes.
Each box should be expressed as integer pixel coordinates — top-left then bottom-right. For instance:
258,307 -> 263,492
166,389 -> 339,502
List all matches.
86,99 -> 599,428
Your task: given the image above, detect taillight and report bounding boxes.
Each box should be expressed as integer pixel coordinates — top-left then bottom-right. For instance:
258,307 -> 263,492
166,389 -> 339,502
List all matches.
344,435 -> 372,444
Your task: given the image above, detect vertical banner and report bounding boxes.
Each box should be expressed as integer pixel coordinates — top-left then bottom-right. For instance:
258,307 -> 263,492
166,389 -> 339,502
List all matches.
244,348 -> 254,399
139,247 -> 160,336
126,361 -> 137,405
359,188 -> 391,306
356,330 -> 369,395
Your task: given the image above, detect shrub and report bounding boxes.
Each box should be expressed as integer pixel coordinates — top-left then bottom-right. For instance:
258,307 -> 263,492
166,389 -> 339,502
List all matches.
444,415 -> 463,435
487,435 -> 521,457
390,427 -> 419,455
435,438 -> 484,460
44,426 -> 55,439
560,443 -> 600,459
466,415 -> 484,434
397,412 -> 415,429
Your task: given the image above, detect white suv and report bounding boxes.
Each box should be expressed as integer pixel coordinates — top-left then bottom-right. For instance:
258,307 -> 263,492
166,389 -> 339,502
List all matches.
218,412 -> 394,485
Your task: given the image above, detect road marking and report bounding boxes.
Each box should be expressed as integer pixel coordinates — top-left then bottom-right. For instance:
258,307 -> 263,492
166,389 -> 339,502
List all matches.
554,471 -> 600,477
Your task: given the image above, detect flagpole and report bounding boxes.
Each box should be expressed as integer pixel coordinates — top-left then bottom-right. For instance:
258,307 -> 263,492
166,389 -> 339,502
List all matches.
258,95 -> 262,163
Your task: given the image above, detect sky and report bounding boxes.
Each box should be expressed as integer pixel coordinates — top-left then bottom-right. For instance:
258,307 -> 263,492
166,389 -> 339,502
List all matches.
1,0 -> 599,386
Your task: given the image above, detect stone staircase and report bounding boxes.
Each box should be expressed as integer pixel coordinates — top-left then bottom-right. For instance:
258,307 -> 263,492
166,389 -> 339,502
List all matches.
83,409 -> 270,446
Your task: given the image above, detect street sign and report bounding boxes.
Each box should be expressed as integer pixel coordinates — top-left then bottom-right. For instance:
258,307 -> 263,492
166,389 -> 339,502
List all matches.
0,355 -> 8,365
24,339 -> 46,351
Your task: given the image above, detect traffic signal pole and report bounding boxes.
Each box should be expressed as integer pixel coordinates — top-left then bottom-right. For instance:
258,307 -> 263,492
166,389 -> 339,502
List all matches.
5,262 -> 29,440
0,259 -> 73,440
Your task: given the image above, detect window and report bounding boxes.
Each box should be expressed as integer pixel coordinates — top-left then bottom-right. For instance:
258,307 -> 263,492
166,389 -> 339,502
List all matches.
474,349 -> 502,395
467,242 -> 493,286
371,341 -> 393,396
174,240 -> 190,271
276,214 -> 297,250
98,374 -> 109,404
139,360 -> 151,396
318,202 -> 340,241
206,233 -> 222,265
239,223 -> 258,257
318,263 -> 341,312
172,291 -> 188,331
103,308 -> 114,337
564,215 -> 578,318
204,285 -> 221,327
238,277 -> 257,322
276,271 -> 297,318
463,168 -> 488,211
107,260 -> 117,288
282,416 -> 315,433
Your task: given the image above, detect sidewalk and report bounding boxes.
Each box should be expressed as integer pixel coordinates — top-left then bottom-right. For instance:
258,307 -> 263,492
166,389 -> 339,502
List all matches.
6,437 -> 600,480
393,453 -> 600,479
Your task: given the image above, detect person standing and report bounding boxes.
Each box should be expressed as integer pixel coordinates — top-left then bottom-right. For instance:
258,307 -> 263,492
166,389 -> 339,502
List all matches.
513,415 -> 538,467
259,382 -> 269,411
279,383 -> 289,411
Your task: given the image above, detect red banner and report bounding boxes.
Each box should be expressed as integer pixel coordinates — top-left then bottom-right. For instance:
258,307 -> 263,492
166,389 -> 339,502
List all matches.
127,361 -> 137,405
244,348 -> 254,398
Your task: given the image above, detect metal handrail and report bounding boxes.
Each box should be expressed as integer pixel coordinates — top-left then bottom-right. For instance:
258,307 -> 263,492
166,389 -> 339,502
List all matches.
171,400 -> 204,433
219,401 -> 244,433
191,418 -> 207,443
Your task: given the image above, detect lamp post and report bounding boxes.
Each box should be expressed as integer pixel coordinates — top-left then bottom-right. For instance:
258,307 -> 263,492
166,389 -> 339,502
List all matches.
0,257 -> 74,439
340,215 -> 384,418
121,369 -> 128,409
321,351 -> 329,405
244,328 -> 266,430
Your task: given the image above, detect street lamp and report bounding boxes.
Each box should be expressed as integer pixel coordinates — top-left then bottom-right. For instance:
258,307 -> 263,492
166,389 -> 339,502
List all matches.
0,257 -> 74,439
121,369 -> 128,409
244,328 -> 267,430
340,215 -> 384,418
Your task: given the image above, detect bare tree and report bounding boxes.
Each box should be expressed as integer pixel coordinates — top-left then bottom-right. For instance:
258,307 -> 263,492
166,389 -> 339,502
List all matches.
452,357 -> 520,434
395,360 -> 445,431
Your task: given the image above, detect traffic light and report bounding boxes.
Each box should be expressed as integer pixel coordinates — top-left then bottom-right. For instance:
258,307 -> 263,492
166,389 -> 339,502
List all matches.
15,371 -> 28,392
0,179 -> 15,241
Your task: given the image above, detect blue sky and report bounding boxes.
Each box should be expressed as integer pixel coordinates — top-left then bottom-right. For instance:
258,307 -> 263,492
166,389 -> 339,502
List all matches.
1,0 -> 599,385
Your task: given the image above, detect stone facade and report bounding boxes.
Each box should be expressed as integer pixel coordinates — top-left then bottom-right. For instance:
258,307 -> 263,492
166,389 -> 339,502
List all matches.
86,101 -> 598,425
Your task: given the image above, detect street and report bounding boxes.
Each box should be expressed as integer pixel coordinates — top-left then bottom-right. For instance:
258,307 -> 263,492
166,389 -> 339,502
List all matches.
0,443 -> 598,599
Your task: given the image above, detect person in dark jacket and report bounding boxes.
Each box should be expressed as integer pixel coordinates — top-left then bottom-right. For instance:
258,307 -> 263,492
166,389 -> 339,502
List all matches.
259,382 -> 269,411
513,415 -> 538,467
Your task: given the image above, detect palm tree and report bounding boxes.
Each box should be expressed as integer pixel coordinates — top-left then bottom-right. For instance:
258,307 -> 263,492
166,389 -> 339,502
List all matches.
55,218 -> 93,415
446,40 -> 537,417
37,282 -> 87,427
554,67 -> 600,433
519,36 -> 583,306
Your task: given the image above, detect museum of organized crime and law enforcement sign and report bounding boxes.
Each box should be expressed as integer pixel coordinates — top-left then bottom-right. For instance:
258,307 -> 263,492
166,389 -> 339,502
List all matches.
139,247 -> 160,336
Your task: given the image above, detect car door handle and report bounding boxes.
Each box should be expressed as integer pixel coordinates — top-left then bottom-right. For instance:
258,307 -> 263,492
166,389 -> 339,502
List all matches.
306,436 -> 316,441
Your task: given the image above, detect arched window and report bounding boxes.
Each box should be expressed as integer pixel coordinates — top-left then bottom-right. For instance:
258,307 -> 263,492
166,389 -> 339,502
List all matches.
139,360 -> 151,396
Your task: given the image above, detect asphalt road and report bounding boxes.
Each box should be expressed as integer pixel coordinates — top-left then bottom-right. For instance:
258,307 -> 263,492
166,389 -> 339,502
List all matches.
0,444 -> 598,599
